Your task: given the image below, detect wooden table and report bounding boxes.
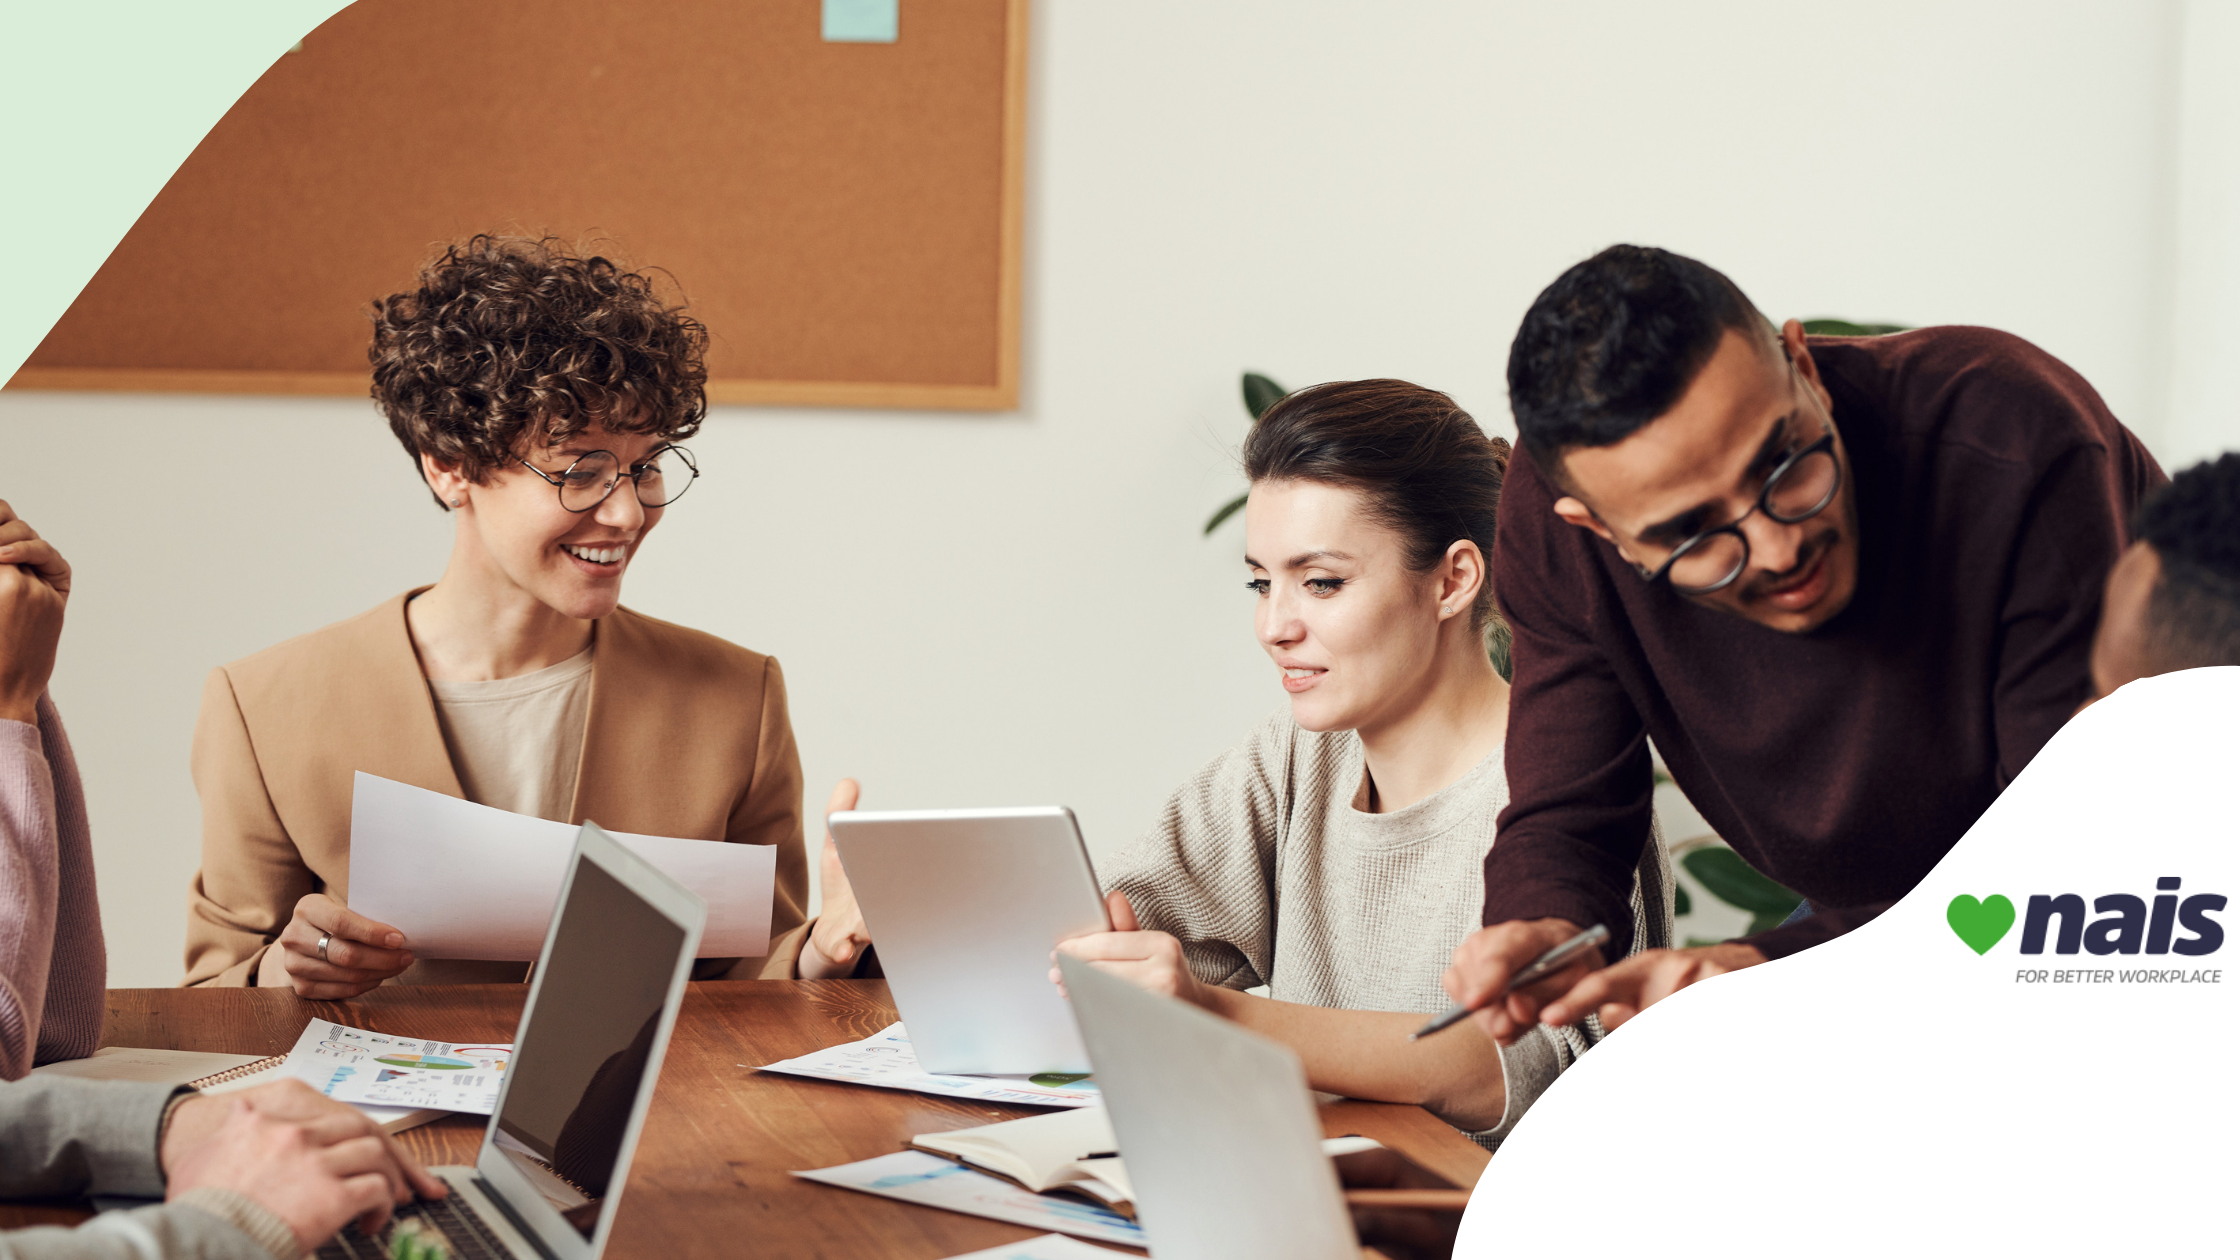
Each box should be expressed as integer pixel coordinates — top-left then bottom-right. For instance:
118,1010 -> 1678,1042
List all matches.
10,982 -> 1488,1257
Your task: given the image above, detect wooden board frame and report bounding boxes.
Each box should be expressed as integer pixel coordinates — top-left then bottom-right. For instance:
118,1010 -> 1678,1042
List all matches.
8,0 -> 1028,412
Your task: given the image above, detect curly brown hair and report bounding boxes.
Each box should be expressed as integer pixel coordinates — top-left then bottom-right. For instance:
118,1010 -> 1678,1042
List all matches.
369,235 -> 708,508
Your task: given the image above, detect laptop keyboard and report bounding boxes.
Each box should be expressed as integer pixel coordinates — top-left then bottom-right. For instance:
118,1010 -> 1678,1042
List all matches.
317,1192 -> 511,1260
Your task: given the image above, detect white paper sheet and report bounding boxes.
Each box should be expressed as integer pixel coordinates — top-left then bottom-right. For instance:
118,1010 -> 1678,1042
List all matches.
347,772 -> 774,960
755,1023 -> 1101,1107
793,1152 -> 1147,1248
207,1018 -> 513,1114
935,1233 -> 1137,1260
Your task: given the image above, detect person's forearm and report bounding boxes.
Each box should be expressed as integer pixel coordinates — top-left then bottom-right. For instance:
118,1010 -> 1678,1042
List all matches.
0,719 -> 61,1079
0,1078 -> 175,1199
252,942 -> 286,989
1200,989 -> 1507,1132
0,1196 -> 291,1260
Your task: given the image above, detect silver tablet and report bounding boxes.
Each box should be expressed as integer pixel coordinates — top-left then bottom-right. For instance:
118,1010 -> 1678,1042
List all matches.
828,805 -> 1110,1075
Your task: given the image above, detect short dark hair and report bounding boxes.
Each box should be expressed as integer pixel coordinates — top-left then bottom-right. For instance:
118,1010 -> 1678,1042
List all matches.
1243,379 -> 1512,633
2133,452 -> 2240,671
369,235 -> 709,508
1506,244 -> 1774,470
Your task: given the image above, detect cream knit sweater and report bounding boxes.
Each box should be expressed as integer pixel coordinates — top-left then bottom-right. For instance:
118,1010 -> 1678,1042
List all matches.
1101,710 -> 1673,1146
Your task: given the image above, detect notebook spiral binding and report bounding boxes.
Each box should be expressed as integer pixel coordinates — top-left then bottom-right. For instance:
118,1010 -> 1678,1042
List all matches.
187,1056 -> 287,1090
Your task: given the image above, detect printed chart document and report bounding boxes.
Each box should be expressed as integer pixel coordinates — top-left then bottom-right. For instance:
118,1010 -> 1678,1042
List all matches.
934,1234 -> 1135,1260
208,1019 -> 512,1123
794,1151 -> 1147,1248
756,1024 -> 1100,1107
347,772 -> 775,960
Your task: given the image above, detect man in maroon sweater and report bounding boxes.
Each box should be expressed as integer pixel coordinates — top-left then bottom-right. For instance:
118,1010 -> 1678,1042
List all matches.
1442,245 -> 2164,1045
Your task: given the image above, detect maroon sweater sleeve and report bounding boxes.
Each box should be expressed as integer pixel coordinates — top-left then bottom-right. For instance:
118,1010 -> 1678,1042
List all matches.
1483,455 -> 1655,956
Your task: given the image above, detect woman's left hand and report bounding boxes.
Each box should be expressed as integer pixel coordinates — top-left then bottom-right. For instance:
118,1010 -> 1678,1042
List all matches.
804,778 -> 873,978
1051,891 -> 1214,1011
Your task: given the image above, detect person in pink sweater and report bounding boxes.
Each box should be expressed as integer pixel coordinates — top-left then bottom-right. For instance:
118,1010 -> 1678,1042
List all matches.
0,499 -> 102,1079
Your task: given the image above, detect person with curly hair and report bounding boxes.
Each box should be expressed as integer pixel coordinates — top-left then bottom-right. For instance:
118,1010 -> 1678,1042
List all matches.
183,236 -> 874,993
2090,451 -> 2240,696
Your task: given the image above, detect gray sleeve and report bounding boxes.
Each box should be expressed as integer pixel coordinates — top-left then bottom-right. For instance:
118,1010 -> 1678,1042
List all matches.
0,1196 -> 288,1260
1098,715 -> 1293,991
0,1078 -> 177,1200
1633,812 -> 1675,951
1464,1018 -> 1604,1152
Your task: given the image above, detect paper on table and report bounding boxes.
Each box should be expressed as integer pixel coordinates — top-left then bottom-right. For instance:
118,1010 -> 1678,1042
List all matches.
934,1233 -> 1138,1260
209,1019 -> 512,1114
347,772 -> 774,960
793,1152 -> 1147,1248
756,1023 -> 1100,1107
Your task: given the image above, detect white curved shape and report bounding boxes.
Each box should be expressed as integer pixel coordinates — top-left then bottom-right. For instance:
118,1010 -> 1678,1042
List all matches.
1462,667 -> 2238,1255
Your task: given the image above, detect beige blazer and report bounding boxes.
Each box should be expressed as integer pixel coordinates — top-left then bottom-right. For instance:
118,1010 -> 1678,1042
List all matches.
183,591 -> 810,987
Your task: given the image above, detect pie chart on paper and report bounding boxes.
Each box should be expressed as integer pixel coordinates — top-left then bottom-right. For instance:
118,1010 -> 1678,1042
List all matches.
374,1053 -> 476,1071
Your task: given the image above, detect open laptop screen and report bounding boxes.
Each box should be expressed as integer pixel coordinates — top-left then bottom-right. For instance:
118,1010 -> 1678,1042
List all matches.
494,856 -> 687,1239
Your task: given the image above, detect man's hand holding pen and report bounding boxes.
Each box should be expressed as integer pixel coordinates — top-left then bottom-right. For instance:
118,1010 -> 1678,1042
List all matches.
1440,919 -> 1766,1042
1436,919 -> 1604,1044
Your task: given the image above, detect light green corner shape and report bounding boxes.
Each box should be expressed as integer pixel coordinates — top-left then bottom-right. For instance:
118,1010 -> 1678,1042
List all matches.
1,1 -> 353,384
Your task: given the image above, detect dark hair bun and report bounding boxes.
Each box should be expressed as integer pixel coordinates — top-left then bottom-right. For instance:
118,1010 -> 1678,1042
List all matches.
1243,378 -> 1510,628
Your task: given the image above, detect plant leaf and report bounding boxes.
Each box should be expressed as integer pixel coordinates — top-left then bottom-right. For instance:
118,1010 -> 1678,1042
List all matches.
1680,847 -> 1802,917
1674,883 -> 1692,917
1799,318 -> 1912,338
1483,619 -> 1513,682
1242,372 -> 1287,420
1748,909 -> 1798,936
1203,492 -> 1249,536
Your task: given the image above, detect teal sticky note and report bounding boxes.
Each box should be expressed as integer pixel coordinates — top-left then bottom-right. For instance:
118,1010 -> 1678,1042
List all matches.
823,0 -> 898,43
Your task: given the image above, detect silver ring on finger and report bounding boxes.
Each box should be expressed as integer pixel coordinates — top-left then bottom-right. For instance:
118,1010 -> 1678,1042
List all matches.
317,932 -> 332,964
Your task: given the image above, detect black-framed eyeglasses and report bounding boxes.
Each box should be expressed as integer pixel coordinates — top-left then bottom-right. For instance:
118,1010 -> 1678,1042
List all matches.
518,445 -> 699,513
1632,419 -> 1842,595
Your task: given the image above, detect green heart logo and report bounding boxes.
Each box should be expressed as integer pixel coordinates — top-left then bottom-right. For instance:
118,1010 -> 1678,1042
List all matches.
1947,894 -> 2016,955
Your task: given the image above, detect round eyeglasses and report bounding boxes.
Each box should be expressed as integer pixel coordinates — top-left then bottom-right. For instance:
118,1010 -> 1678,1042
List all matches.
1636,420 -> 1842,595
518,445 -> 699,513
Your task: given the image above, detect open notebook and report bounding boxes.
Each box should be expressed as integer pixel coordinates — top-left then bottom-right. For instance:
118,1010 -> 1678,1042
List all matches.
909,1107 -> 1136,1215
906,1106 -> 1391,1222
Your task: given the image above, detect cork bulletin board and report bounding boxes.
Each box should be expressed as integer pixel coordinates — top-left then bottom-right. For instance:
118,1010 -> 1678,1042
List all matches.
10,0 -> 1027,410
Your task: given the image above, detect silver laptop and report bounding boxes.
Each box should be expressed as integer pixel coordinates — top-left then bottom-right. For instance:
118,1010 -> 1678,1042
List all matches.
828,806 -> 1108,1074
1058,954 -> 1359,1260
319,821 -> 706,1260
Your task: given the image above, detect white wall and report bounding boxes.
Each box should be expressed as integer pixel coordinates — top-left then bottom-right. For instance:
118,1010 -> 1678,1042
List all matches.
2,1 -> 2225,987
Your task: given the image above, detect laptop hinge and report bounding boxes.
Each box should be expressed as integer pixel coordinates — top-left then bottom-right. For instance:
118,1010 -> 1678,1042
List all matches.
472,1176 -> 564,1260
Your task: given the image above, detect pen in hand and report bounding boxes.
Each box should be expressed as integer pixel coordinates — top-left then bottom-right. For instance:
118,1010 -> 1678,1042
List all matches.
1409,923 -> 1611,1040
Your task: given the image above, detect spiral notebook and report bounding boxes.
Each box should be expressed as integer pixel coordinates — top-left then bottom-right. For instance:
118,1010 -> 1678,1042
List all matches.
30,1046 -> 446,1134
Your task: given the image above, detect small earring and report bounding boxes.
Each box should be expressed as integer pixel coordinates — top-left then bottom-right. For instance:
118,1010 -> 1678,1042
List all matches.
449,496 -> 462,507
1440,605 -> 1452,616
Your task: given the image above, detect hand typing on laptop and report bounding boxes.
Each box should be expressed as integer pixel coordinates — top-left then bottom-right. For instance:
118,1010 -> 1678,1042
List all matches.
164,1078 -> 448,1251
